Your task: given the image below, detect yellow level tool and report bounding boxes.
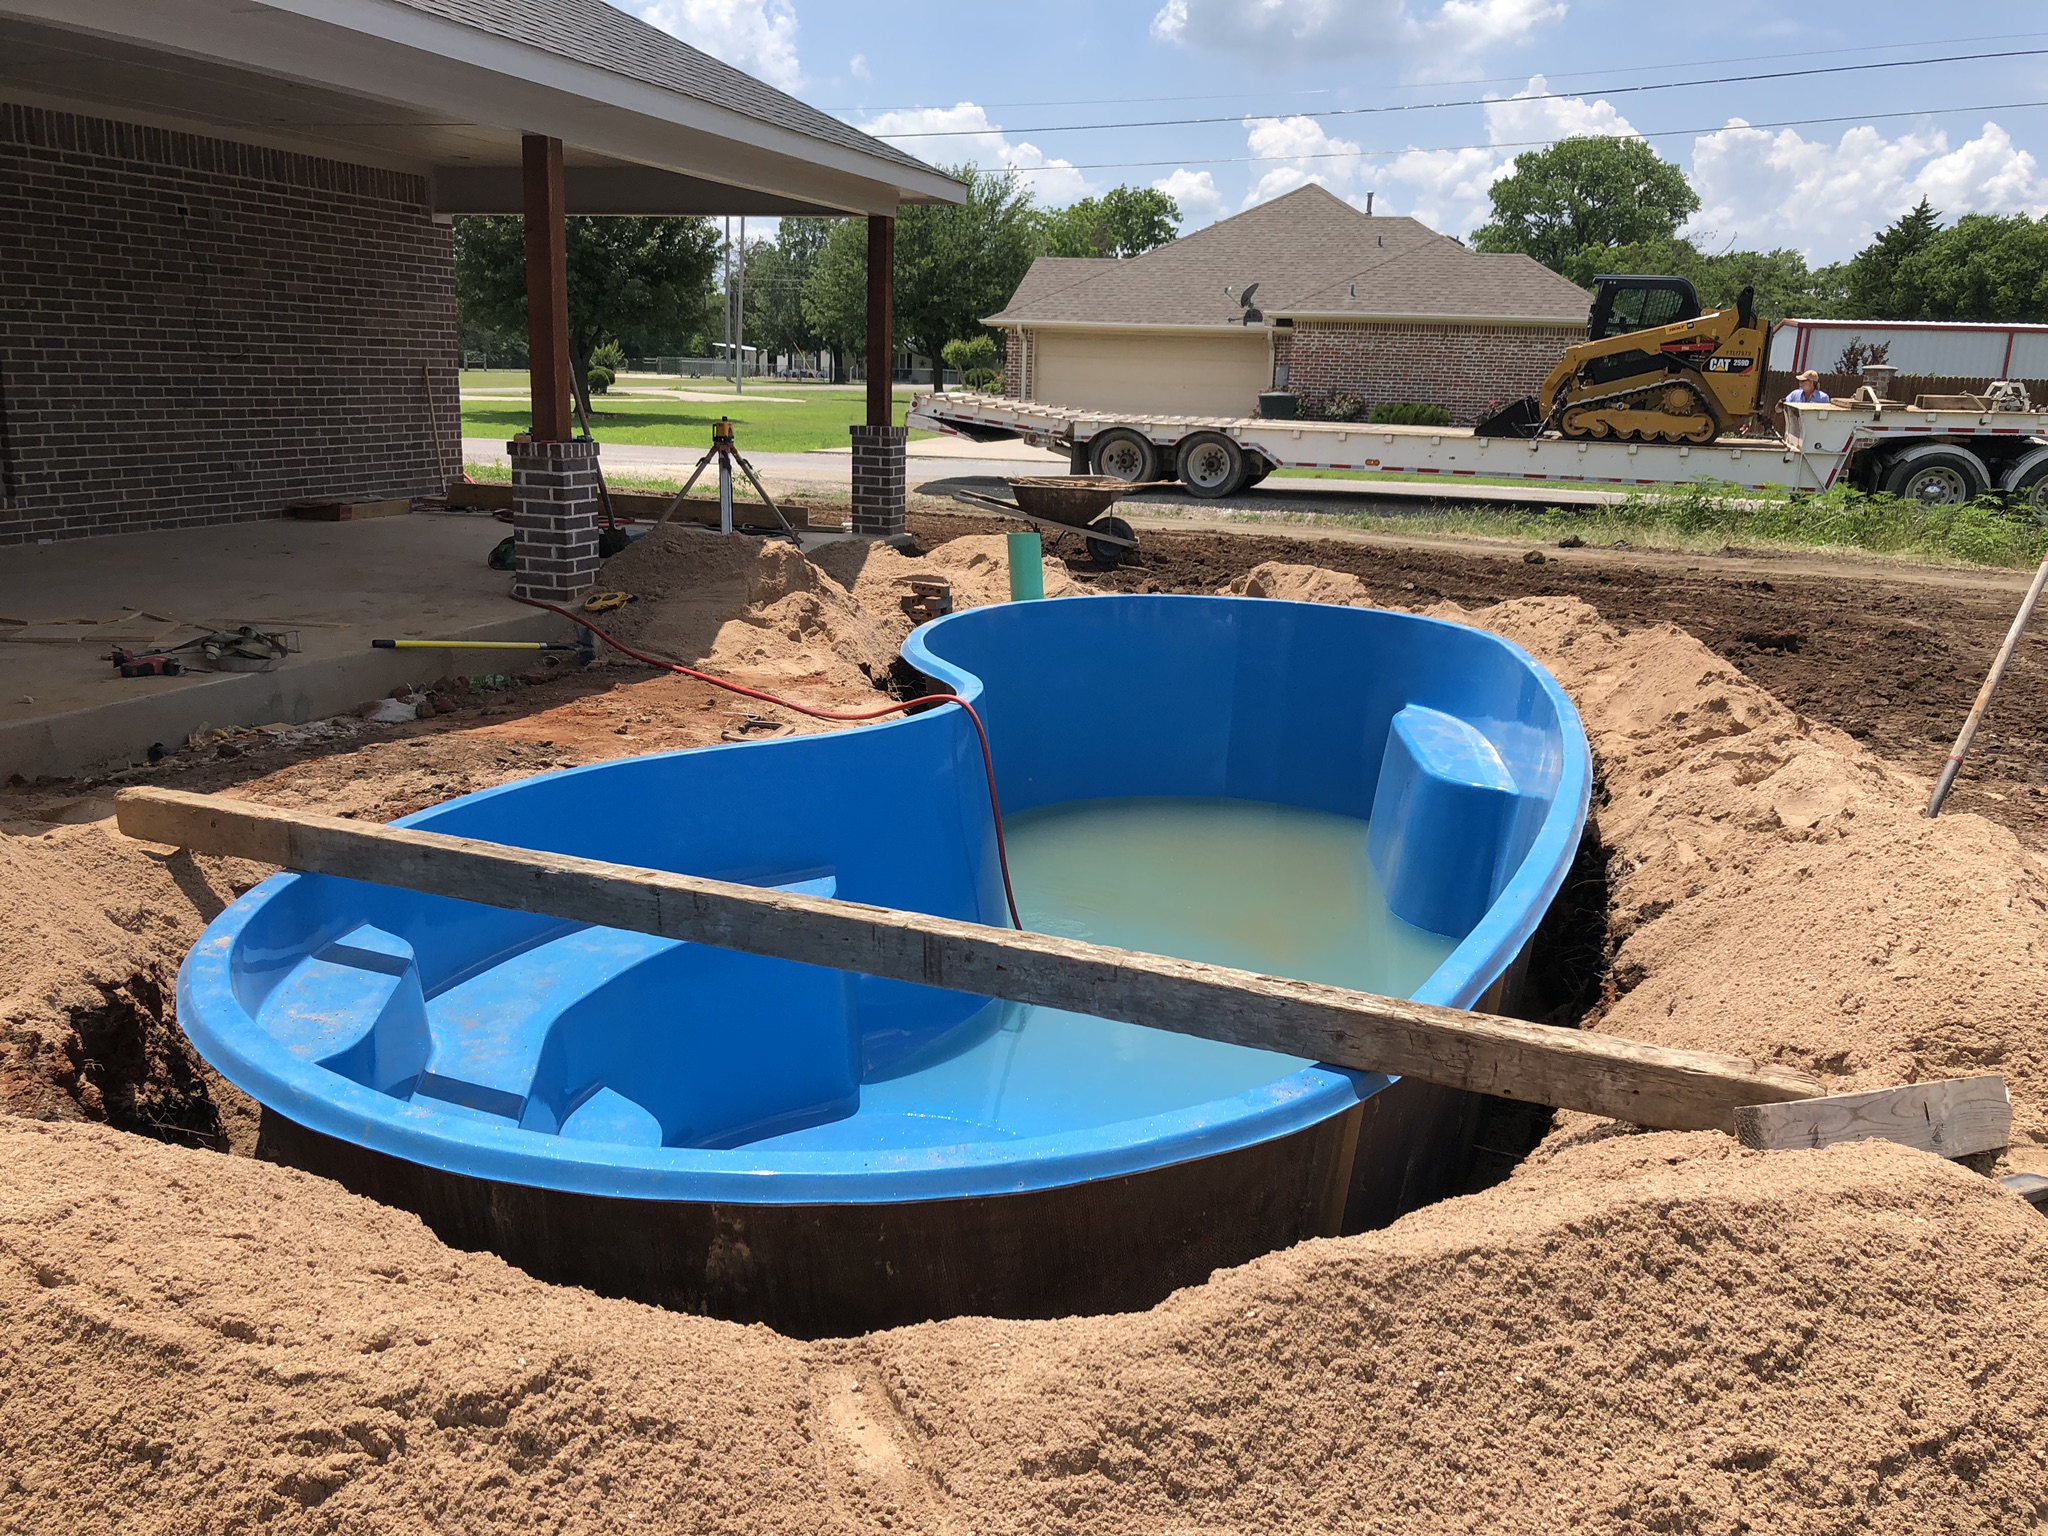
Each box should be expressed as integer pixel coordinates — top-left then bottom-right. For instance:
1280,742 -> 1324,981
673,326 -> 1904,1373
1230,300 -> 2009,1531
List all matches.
372,639 -> 581,652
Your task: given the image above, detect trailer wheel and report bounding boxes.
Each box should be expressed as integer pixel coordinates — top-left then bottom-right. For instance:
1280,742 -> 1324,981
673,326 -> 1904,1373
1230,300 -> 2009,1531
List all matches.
1176,432 -> 1247,498
1089,429 -> 1159,483
1881,445 -> 1989,507
2002,447 -> 2048,524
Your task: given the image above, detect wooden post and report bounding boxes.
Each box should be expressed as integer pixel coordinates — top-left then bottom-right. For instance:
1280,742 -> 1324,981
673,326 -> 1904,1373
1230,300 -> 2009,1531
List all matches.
522,134 -> 573,444
114,787 -> 1824,1134
866,213 -> 894,427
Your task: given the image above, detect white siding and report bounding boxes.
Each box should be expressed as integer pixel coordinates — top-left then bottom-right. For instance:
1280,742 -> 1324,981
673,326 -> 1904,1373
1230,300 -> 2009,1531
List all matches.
1773,320 -> 2045,378
1031,328 -> 1272,418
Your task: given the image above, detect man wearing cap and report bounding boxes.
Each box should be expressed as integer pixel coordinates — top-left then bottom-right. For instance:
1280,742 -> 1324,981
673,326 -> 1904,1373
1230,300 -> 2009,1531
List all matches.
1784,369 -> 1831,405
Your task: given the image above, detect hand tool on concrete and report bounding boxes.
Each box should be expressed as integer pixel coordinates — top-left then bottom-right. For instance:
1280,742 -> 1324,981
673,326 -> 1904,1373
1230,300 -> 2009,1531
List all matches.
372,638 -> 582,652
109,646 -> 182,677
1925,544 -> 2048,815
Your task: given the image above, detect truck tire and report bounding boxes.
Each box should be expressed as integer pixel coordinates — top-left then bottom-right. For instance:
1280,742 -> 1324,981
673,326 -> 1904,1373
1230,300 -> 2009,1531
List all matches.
1881,445 -> 1989,507
1089,428 -> 1159,483
2002,447 -> 2048,524
1176,432 -> 1247,498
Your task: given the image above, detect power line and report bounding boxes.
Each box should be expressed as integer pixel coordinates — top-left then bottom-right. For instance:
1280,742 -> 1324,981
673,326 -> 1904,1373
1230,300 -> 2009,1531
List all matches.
999,98 -> 2048,173
873,47 -> 2048,139
821,30 -> 2048,115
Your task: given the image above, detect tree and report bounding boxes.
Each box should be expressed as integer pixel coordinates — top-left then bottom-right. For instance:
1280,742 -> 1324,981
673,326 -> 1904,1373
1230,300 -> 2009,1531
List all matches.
1560,236 -> 1832,319
1885,212 -> 2048,323
801,164 -> 1042,390
1472,137 -> 1701,273
453,214 -> 721,414
744,218 -> 831,373
802,218 -> 871,379
895,165 -> 1041,390
1833,198 -> 1942,319
941,335 -> 1001,389
1040,185 -> 1182,258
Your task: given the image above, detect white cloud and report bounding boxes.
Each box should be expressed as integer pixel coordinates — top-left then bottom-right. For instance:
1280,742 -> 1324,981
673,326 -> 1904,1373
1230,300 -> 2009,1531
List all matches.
1374,74 -> 1636,234
618,0 -> 803,91
848,52 -> 870,81
1686,119 -> 2048,262
1154,168 -> 1226,227
1238,116 -> 1368,209
859,103 -> 1094,204
1152,0 -> 1562,58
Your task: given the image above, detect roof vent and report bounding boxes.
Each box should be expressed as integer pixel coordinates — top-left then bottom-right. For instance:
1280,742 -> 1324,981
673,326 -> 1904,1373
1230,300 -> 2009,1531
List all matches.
1377,235 -> 1384,248
1366,191 -> 1374,215
1349,284 -> 1356,298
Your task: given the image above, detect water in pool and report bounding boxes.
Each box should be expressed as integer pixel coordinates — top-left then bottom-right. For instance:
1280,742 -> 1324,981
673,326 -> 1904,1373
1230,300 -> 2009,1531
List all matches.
762,797 -> 1459,1150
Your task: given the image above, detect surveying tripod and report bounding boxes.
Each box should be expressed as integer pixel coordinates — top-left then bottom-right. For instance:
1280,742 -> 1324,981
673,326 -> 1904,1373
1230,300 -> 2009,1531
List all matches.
655,417 -> 798,540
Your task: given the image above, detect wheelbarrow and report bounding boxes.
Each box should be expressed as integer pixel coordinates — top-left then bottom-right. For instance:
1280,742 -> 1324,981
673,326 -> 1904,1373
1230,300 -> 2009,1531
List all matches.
948,476 -> 1173,565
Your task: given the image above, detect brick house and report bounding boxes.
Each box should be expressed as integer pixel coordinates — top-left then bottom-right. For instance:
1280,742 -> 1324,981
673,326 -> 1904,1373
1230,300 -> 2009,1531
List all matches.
987,184 -> 1591,425
0,0 -> 955,549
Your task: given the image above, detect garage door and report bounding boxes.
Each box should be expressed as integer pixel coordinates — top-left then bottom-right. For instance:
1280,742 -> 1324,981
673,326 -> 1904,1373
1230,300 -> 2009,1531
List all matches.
1033,328 -> 1270,419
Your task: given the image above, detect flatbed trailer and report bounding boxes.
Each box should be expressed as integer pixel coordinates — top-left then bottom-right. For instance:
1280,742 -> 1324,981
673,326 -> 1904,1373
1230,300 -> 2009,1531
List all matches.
909,391 -> 2048,510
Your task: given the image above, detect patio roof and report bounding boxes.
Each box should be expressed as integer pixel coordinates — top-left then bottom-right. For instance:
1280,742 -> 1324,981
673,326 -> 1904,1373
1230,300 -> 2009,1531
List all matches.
0,0 -> 962,216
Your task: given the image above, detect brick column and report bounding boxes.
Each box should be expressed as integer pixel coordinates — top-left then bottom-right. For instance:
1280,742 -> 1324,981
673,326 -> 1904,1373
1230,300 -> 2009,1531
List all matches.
849,423 -> 907,538
510,438 -> 602,601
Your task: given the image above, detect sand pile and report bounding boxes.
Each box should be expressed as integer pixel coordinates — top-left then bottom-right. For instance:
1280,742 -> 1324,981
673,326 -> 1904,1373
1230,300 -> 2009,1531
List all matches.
1220,562 -> 2048,1151
1463,596 -> 2048,1151
810,533 -> 1081,647
6,1116 -> 2046,1534
592,525 -> 898,692
0,821 -> 265,1147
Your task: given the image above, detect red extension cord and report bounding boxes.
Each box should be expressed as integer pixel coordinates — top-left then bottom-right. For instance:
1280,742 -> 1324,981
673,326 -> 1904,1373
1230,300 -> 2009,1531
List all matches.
512,594 -> 1022,930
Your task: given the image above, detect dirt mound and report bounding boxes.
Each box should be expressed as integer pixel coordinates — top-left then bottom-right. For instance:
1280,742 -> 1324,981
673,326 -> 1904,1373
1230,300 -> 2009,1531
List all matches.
592,524 -> 897,692
6,1117 -> 2045,1534
0,822 -> 265,1146
1220,560 -> 1375,606
1453,596 -> 2048,1153
811,533 -> 1082,647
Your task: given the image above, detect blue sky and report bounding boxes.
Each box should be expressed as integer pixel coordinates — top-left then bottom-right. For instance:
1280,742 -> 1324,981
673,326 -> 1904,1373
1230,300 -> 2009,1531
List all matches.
617,0 -> 2048,263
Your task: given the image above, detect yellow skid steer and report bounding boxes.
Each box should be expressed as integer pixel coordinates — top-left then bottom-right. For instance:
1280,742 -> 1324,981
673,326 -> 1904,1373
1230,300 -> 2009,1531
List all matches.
1477,277 -> 1772,444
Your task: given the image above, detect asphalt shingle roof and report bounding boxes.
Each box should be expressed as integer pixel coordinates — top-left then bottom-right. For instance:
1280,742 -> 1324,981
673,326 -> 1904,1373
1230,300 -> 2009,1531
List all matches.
386,0 -> 939,178
987,185 -> 1591,328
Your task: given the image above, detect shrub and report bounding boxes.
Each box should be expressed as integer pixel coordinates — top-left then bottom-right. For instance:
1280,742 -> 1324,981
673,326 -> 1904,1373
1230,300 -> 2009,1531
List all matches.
587,339 -> 625,395
941,335 -> 1003,390
1315,395 -> 1368,423
1367,401 -> 1453,426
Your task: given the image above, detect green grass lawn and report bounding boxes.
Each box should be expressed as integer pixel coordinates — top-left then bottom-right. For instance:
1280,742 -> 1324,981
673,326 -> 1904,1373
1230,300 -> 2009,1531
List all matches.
460,391 -> 930,454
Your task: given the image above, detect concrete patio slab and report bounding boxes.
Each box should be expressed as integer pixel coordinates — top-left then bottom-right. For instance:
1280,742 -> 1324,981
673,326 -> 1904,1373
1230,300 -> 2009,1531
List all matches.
0,513 -> 566,780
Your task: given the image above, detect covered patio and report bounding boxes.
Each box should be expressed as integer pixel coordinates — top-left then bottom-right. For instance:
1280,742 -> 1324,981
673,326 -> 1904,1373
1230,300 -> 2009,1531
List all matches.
0,0 -> 958,772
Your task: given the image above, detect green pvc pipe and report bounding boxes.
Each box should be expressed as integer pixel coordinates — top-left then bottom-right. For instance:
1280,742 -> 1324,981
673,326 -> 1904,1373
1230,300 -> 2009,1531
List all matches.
1006,531 -> 1045,601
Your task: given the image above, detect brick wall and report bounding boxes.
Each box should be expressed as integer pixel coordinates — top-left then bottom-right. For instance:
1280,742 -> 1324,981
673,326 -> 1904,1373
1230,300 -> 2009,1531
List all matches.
0,103 -> 460,543
1003,327 -> 1034,398
1285,320 -> 1583,425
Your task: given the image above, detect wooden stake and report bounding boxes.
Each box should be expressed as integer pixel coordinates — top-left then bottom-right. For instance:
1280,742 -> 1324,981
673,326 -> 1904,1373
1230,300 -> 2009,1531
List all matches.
116,787 -> 1820,1134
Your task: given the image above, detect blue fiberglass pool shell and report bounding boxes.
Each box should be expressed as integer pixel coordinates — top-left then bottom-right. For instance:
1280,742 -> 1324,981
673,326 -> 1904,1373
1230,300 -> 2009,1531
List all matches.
176,594 -> 1590,1208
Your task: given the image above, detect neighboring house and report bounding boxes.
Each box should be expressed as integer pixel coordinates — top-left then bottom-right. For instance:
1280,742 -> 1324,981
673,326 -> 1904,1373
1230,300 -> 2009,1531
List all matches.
985,184 -> 1592,425
0,0 -> 951,543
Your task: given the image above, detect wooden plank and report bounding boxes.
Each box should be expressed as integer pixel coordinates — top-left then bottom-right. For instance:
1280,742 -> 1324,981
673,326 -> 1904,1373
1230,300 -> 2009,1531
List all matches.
116,786 -> 1821,1134
283,499 -> 410,521
1734,1075 -> 2012,1158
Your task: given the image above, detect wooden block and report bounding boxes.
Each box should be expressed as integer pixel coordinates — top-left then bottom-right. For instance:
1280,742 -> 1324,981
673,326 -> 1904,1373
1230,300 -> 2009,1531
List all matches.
1999,1173 -> 2048,1212
1734,1075 -> 2012,1159
445,480 -> 515,510
112,786 -> 1824,1135
285,499 -> 412,521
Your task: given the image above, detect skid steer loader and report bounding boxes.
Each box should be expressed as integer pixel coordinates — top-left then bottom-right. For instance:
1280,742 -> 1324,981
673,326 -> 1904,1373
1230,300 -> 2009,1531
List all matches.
1476,276 -> 1771,444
